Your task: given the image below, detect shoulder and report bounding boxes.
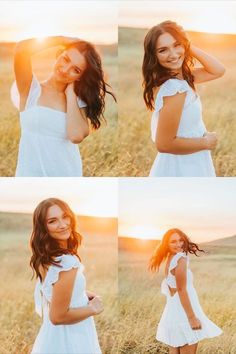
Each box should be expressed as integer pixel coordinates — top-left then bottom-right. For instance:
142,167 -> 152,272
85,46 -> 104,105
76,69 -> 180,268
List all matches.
153,79 -> 189,107
161,79 -> 190,94
55,254 -> 81,270
169,252 -> 188,271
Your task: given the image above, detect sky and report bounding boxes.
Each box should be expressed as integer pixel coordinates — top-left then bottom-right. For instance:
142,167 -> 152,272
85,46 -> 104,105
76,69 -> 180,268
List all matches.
119,1 -> 236,35
0,178 -> 118,217
119,178 -> 236,242
0,1 -> 117,44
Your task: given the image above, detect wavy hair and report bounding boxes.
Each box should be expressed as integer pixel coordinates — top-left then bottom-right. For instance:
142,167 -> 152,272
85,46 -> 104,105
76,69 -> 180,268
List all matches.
149,228 -> 204,272
142,21 -> 195,110
30,198 -> 82,281
65,40 -> 116,129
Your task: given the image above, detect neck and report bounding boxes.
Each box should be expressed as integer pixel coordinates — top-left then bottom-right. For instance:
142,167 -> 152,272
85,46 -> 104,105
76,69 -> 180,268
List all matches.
45,75 -> 67,93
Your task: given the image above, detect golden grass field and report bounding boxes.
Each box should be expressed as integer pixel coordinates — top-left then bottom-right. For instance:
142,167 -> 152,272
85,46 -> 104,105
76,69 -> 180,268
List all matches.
118,239 -> 236,354
0,43 -> 117,177
0,212 -> 118,354
118,27 -> 236,176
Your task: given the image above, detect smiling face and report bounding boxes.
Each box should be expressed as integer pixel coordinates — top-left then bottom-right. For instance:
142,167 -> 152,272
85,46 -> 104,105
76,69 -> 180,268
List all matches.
46,204 -> 71,247
156,32 -> 185,72
168,232 -> 184,254
54,47 -> 87,84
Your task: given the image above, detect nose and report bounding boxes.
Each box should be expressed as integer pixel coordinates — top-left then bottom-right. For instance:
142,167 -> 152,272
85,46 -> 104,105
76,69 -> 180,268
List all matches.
60,64 -> 70,75
58,219 -> 68,229
169,47 -> 179,59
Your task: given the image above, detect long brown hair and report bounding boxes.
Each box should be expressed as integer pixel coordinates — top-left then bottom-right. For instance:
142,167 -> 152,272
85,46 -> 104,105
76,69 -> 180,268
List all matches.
30,198 -> 82,282
149,228 -> 204,272
65,40 -> 116,129
142,21 -> 195,110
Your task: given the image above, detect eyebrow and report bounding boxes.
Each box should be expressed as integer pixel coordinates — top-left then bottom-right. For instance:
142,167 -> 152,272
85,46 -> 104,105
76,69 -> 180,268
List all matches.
65,54 -> 82,72
157,40 -> 179,51
47,212 -> 67,221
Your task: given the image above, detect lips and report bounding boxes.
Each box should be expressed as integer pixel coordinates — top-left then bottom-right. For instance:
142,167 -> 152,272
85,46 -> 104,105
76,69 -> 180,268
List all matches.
58,228 -> 70,234
168,57 -> 181,64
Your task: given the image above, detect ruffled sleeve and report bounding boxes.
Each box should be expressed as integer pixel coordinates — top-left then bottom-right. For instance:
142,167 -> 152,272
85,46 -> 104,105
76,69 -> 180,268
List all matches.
169,252 -> 188,271
77,97 -> 87,108
10,74 -> 41,111
151,79 -> 190,142
42,254 -> 82,302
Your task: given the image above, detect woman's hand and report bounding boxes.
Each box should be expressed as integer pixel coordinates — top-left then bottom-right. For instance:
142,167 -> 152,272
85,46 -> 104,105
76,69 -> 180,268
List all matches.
189,316 -> 202,330
65,83 -> 76,97
88,296 -> 104,315
203,132 -> 218,150
86,290 -> 97,300
190,44 -> 225,83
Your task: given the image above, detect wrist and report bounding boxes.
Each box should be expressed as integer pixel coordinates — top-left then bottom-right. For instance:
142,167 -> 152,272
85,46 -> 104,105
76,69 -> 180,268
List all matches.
202,136 -> 209,150
88,303 -> 97,316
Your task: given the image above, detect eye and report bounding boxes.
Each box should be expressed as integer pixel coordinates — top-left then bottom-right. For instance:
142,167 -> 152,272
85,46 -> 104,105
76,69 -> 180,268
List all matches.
158,49 -> 166,54
48,219 -> 56,224
175,42 -> 181,47
74,68 -> 81,74
63,56 -> 69,62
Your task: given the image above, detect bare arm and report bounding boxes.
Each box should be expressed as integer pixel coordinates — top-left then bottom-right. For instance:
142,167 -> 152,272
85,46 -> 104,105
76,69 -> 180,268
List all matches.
156,93 -> 217,154
175,258 -> 201,330
49,268 -> 103,325
191,45 -> 226,84
65,83 -> 89,143
14,36 -> 78,110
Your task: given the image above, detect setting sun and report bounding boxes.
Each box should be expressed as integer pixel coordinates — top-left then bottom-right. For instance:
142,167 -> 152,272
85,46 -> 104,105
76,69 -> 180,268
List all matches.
0,1 -> 117,44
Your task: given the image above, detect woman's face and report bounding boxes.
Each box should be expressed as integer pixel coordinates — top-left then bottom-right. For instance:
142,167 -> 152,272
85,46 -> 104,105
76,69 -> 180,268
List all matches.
54,47 -> 87,84
46,204 -> 71,246
168,232 -> 184,254
156,32 -> 185,71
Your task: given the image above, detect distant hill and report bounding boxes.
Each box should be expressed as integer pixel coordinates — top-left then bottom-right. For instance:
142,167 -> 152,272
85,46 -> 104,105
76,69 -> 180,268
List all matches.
119,27 -> 236,52
0,211 -> 117,236
202,235 -> 236,247
119,234 -> 236,255
0,42 -> 117,58
119,236 -> 159,254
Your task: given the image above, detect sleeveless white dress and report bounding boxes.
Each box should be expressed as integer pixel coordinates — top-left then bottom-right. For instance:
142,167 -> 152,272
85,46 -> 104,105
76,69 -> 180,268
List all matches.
11,76 -> 87,177
31,254 -> 102,354
156,252 -> 222,347
150,79 -> 216,177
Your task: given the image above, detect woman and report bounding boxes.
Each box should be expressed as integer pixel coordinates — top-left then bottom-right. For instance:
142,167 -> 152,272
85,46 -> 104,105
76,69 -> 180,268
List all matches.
149,228 -> 222,354
30,198 -> 103,354
11,36 -> 115,176
142,21 -> 225,177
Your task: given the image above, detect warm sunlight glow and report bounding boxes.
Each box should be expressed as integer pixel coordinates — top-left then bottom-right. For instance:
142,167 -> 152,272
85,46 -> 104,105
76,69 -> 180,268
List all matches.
20,22 -> 58,40
120,1 -> 236,35
120,225 -> 162,240
119,179 -> 236,243
0,1 -> 117,44
193,10 -> 236,34
0,178 -> 118,218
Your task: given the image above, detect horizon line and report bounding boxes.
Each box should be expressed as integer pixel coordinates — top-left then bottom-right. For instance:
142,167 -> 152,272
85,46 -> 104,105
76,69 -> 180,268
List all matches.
119,25 -> 236,36
118,234 -> 235,244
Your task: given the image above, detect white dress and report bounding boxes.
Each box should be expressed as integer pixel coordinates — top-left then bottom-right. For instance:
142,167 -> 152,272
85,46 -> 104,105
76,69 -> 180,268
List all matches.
156,252 -> 222,347
150,79 -> 216,177
31,254 -> 102,354
11,76 -> 87,176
